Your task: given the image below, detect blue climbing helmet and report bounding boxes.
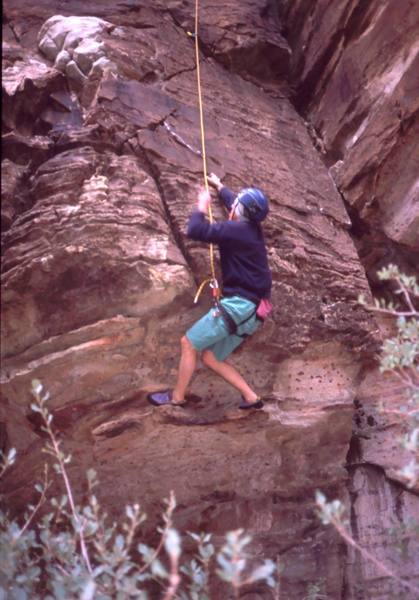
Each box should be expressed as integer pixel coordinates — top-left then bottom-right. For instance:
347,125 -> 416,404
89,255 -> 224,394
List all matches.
236,187 -> 269,222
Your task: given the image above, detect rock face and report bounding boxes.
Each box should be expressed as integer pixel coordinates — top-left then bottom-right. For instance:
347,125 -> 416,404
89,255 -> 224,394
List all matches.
1,1 -> 418,598
346,362 -> 419,599
280,0 -> 419,281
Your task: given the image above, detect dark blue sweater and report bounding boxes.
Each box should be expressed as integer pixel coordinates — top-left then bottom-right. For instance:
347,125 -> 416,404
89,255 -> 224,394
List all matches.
187,187 -> 272,303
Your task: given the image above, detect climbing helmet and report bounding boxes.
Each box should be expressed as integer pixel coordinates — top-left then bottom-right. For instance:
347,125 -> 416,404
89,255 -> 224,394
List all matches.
236,187 -> 269,222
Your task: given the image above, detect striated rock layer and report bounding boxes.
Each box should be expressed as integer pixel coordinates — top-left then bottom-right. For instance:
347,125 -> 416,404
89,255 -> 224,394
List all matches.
280,0 -> 419,282
1,1 -> 418,598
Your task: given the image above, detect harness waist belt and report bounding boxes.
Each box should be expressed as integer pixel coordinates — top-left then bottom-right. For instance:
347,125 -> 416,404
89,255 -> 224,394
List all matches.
216,300 -> 257,338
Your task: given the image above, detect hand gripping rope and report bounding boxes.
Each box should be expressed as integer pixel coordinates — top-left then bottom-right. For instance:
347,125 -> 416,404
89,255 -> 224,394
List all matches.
188,0 -> 220,305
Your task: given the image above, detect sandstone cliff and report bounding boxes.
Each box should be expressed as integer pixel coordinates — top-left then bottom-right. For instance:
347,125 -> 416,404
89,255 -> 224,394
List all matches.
280,0 -> 419,281
1,1 -> 418,598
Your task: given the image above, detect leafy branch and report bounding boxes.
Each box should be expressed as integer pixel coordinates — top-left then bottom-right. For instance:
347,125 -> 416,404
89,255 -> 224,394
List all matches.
31,379 -> 94,576
0,380 -> 278,599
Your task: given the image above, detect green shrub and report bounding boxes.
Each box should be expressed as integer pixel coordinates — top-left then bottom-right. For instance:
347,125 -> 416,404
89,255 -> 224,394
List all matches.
0,381 -> 276,600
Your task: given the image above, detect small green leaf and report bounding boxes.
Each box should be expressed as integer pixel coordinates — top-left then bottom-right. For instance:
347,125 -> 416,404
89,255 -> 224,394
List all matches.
8,448 -> 17,463
249,560 -> 276,583
31,379 -> 43,395
80,579 -> 96,600
114,534 -> 125,551
138,543 -> 153,560
151,558 -> 168,579
164,528 -> 181,559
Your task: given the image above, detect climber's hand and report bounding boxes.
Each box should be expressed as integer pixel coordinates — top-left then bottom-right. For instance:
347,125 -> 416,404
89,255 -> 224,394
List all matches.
207,173 -> 222,190
197,187 -> 211,213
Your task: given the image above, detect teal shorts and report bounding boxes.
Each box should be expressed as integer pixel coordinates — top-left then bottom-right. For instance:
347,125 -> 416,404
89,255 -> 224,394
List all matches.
186,295 -> 260,361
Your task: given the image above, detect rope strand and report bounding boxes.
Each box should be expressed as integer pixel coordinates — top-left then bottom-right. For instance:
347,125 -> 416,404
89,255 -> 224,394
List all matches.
192,0 -> 219,303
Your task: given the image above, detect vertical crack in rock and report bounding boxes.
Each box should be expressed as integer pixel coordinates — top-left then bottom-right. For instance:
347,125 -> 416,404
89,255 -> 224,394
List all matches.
134,143 -> 200,286
344,461 -> 419,598
345,370 -> 419,598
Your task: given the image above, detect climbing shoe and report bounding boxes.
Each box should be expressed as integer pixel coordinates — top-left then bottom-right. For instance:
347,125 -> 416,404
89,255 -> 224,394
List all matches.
147,390 -> 186,407
238,397 -> 264,410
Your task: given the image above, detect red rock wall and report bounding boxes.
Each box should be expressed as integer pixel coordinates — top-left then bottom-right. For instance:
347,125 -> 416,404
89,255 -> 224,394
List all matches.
1,1 -> 418,598
279,1 -> 419,596
280,0 -> 419,281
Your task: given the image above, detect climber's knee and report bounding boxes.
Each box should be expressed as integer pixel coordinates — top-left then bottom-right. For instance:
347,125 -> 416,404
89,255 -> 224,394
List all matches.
180,335 -> 196,355
202,349 -> 217,368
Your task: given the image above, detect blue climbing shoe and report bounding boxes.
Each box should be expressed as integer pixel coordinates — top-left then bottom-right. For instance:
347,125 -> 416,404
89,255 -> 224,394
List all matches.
147,390 -> 186,407
239,397 -> 264,410
147,390 -> 173,406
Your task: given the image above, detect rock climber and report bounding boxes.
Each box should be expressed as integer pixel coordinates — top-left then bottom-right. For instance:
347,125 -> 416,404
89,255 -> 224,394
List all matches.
147,173 -> 272,410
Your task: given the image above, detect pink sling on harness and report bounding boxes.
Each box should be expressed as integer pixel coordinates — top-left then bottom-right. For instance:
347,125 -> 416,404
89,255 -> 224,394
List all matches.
256,298 -> 273,321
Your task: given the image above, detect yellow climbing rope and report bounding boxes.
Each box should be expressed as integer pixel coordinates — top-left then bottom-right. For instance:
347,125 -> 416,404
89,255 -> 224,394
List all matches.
189,0 -> 220,304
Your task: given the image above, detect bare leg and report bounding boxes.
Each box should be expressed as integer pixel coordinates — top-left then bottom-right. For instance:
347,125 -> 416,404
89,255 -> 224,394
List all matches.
202,350 -> 258,403
172,335 -> 197,403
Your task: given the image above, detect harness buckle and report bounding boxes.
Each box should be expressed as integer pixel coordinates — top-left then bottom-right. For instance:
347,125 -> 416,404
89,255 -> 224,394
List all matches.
210,278 -> 220,302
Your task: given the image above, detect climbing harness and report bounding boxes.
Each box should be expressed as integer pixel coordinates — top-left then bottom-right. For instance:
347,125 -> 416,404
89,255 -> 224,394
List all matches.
188,0 -> 220,306
216,301 -> 257,338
